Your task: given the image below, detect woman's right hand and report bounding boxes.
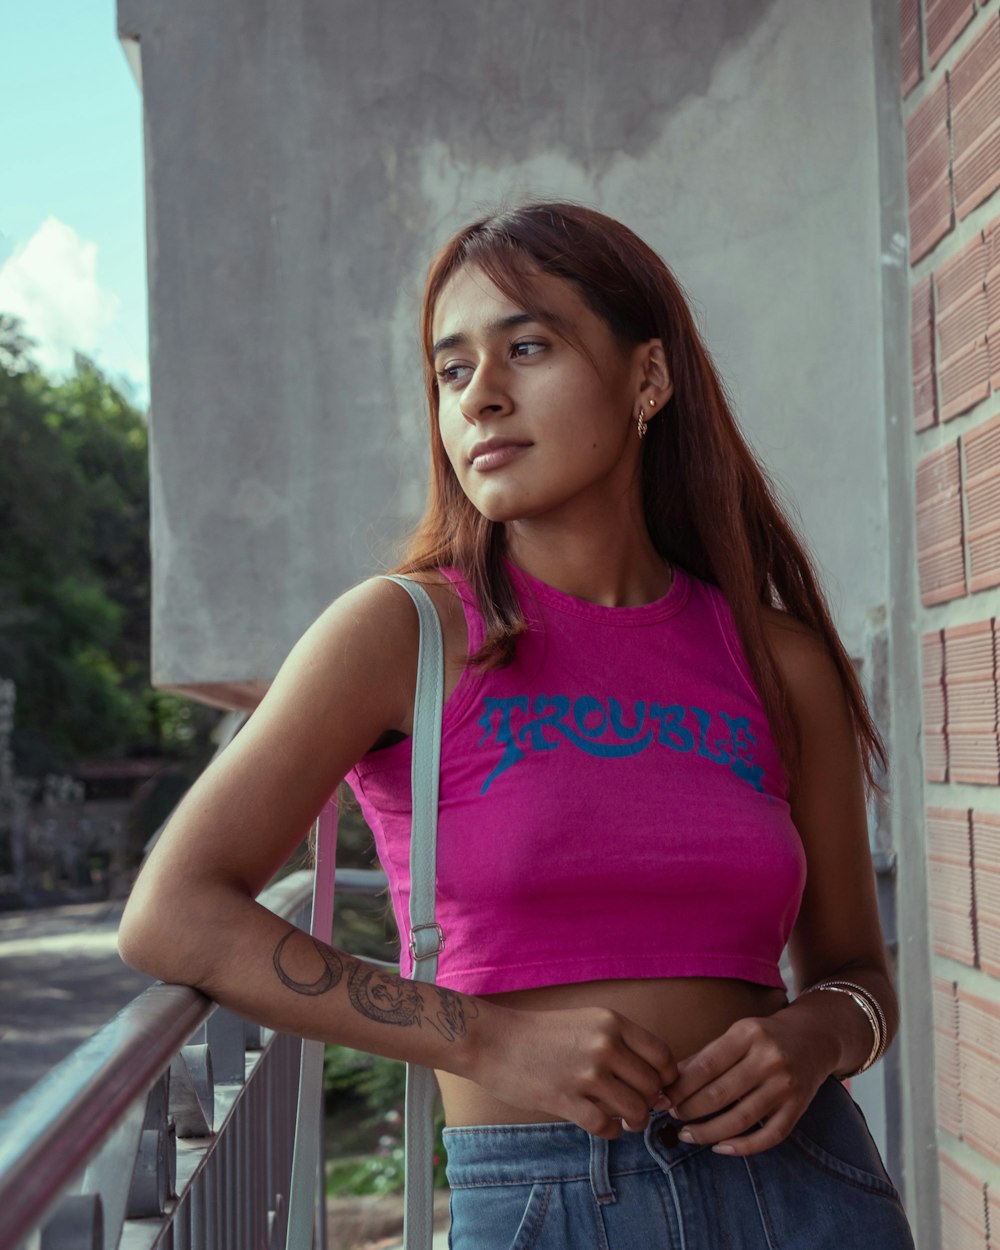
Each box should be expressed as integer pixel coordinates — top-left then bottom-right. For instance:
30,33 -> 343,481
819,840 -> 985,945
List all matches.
467,1003 -> 678,1139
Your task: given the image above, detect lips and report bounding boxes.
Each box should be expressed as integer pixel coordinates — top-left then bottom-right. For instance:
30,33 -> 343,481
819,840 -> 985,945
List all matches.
468,437 -> 532,471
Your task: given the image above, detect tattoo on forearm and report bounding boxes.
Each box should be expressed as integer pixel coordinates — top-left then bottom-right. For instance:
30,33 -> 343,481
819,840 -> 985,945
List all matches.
273,928 -> 344,996
347,962 -> 425,1025
271,928 -> 481,1045
430,986 -> 478,1042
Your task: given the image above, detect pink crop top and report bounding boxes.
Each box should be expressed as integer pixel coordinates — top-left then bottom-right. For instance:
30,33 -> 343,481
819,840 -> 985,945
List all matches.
345,561 -> 807,994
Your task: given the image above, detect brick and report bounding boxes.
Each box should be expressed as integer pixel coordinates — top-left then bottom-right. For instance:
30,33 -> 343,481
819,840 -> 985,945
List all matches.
978,864 -> 1000,915
939,1151 -> 988,1239
961,1091 -> 1000,1166
926,680 -> 949,727
987,1187 -> 1000,1245
973,811 -> 1000,869
932,899 -> 978,962
958,987 -> 1000,1049
907,80 -> 954,262
932,856 -> 977,911
939,1024 -> 964,1086
918,442 -> 962,500
915,371 -> 938,432
929,807 -> 975,859
935,973 -> 961,1033
942,1207 -> 987,1249
927,729 -> 950,781
951,15 -> 1000,219
908,76 -> 951,149
989,216 -> 1000,283
900,0 -> 922,97
966,470 -> 1000,535
913,275 -> 937,431
921,545 -> 968,603
959,1045 -> 1000,1113
940,1203 -> 986,1249
977,898 -> 1000,976
957,125 -> 1000,221
940,335 -> 992,421
937,233 -> 990,313
949,729 -> 1000,784
938,1071 -> 965,1139
944,623 -> 998,735
918,489 -> 965,549
918,443 -> 968,602
927,0 -> 977,67
925,629 -> 947,681
969,527 -> 1000,593
951,14 -> 1000,108
944,621 -> 996,676
965,422 -> 1000,585
939,288 -> 990,359
949,681 -> 1000,728
965,414 -> 1000,482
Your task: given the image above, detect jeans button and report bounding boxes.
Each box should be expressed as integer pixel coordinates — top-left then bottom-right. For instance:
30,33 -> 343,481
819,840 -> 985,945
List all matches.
656,1120 -> 681,1148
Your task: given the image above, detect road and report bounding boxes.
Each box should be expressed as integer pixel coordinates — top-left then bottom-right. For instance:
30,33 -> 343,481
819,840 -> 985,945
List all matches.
0,899 -> 153,1113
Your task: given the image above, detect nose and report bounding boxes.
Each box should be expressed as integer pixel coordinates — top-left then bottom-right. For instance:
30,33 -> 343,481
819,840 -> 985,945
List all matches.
458,360 -> 513,424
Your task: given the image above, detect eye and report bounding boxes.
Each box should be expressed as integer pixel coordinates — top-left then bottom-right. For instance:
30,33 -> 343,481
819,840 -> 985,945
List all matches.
511,339 -> 546,359
435,362 -> 472,386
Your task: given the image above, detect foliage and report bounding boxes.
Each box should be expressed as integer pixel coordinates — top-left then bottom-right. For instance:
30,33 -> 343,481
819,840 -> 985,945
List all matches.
0,313 -> 214,769
323,1045 -> 448,1191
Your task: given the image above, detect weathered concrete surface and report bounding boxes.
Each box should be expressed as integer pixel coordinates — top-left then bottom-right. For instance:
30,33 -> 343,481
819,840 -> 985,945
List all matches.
0,901 -> 152,1113
122,0 -> 888,698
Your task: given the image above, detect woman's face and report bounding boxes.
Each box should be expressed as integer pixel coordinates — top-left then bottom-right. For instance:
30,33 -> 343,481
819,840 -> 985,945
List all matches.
430,264 -> 656,528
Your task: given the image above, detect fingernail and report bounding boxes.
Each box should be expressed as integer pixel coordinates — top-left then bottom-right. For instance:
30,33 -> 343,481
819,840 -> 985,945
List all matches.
653,1095 -> 672,1111
713,1144 -> 736,1155
678,1128 -> 694,1143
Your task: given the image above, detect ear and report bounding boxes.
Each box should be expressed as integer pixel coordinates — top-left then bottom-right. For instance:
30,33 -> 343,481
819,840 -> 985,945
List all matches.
635,339 -> 673,411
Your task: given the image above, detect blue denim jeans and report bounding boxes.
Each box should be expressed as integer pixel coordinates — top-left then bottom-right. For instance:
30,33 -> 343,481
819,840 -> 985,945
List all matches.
443,1075 -> 915,1248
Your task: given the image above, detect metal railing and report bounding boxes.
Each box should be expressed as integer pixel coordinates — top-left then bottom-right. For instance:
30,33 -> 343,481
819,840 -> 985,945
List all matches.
0,867 -> 389,1250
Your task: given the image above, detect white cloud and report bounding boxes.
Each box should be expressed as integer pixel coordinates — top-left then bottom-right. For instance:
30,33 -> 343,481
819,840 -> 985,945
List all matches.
0,217 -> 147,403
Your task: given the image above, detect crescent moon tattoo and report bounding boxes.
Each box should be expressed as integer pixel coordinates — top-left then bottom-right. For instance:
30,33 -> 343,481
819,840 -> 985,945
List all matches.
273,928 -> 344,996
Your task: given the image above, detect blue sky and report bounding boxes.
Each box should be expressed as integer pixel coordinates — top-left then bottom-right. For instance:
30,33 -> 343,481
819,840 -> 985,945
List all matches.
2,0 -> 148,406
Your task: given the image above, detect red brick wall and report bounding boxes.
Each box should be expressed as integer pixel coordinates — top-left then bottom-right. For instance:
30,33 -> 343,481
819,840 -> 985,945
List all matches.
901,0 -> 1000,1244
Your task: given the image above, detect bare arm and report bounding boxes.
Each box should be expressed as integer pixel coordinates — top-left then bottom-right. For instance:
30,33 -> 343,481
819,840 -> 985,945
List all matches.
661,610 -> 896,1151
118,577 -> 677,1136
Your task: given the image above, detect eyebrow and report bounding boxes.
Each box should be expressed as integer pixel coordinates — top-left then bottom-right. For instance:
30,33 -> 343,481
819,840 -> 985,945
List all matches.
431,309 -> 564,360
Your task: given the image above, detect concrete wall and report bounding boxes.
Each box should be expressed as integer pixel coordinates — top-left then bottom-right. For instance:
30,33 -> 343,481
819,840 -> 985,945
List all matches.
116,0 -> 951,1234
119,0 -> 890,702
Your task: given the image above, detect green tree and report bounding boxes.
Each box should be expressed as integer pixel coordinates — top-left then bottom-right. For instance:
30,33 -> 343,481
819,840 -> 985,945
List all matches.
0,314 -> 213,771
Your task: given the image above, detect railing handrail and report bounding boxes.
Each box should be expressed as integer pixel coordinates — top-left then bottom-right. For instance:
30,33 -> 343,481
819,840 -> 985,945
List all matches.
0,865 -> 389,1249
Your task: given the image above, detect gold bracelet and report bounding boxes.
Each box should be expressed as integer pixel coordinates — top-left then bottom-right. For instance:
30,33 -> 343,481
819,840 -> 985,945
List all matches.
820,980 -> 889,1065
799,982 -> 882,1076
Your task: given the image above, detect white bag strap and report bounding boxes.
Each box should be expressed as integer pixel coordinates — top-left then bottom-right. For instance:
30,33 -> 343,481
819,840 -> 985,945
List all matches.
287,575 -> 444,1250
383,574 -> 445,1250
286,798 -> 339,1250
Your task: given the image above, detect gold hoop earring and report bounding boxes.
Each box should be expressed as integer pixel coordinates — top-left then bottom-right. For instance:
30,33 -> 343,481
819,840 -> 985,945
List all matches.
637,399 -> 655,440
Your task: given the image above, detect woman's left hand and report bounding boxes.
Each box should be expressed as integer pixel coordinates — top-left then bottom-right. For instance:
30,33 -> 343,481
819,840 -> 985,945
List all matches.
655,1007 -> 839,1156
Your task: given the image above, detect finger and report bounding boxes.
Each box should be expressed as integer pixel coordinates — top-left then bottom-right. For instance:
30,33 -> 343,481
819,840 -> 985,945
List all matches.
706,1104 -> 799,1157
611,1048 -> 674,1115
667,1055 -> 761,1124
620,1020 -> 678,1087
674,1084 -> 777,1147
662,1023 -> 757,1110
574,1096 -> 624,1141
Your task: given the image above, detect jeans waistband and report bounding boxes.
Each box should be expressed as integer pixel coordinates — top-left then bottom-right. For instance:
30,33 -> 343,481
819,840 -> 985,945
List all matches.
442,1111 -> 704,1194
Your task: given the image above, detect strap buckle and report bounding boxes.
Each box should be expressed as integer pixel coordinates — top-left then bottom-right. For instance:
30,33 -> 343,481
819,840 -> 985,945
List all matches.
409,922 -> 445,961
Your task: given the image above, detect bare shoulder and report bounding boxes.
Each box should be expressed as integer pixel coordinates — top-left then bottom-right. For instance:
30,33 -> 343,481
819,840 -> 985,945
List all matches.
293,570 -> 469,729
758,605 -> 847,719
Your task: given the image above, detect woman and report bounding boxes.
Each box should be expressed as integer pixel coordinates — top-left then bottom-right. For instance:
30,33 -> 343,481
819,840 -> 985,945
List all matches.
119,202 -> 915,1247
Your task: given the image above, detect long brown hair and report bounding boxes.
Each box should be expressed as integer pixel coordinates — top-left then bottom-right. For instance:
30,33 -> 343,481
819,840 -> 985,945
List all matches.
397,201 -> 887,794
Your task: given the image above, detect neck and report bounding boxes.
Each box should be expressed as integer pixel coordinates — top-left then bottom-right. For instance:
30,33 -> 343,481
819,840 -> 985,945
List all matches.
505,521 -> 671,609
